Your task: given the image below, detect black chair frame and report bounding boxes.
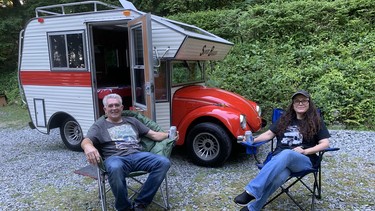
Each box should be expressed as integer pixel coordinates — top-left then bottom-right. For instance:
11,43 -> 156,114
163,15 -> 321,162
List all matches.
263,145 -> 339,210
97,162 -> 170,211
241,108 -> 339,210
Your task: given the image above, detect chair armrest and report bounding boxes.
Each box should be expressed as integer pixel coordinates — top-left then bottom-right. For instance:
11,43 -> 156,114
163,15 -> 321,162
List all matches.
319,147 -> 340,156
322,147 -> 340,152
317,147 -> 340,165
98,157 -> 106,172
240,140 -> 272,163
150,138 -> 176,158
239,140 -> 270,148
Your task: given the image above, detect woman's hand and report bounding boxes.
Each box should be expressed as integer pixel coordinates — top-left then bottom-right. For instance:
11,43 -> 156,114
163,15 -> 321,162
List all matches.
293,146 -> 306,154
300,138 -> 330,155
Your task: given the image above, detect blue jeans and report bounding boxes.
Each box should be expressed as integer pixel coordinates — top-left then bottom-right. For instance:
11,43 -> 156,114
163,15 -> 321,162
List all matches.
245,149 -> 313,211
104,152 -> 171,210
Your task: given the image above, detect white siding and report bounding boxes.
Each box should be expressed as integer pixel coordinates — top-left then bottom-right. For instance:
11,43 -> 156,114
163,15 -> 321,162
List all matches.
21,9 -> 233,71
23,85 -> 95,135
155,102 -> 171,131
151,21 -> 184,59
21,10 -> 140,70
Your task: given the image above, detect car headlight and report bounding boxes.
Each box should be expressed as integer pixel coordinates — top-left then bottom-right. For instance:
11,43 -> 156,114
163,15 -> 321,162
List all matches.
240,114 -> 246,130
256,105 -> 262,116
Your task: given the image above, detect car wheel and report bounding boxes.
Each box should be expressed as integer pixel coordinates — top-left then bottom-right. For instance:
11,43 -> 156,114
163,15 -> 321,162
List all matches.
60,118 -> 83,151
187,122 -> 232,167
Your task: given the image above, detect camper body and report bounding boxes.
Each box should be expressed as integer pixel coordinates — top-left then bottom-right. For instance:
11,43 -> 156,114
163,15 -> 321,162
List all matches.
18,1 -> 265,166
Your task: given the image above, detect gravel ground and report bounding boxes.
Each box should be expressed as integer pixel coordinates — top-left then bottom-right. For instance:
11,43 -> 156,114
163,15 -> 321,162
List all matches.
0,127 -> 374,211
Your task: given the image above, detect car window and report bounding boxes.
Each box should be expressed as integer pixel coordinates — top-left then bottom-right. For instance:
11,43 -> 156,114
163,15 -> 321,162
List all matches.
172,61 -> 205,86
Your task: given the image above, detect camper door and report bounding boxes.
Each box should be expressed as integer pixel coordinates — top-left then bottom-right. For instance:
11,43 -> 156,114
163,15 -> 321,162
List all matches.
128,13 -> 155,120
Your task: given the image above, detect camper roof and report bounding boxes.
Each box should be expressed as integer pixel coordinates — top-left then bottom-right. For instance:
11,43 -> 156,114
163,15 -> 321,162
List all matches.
35,1 -> 121,17
35,0 -> 233,46
152,16 -> 232,45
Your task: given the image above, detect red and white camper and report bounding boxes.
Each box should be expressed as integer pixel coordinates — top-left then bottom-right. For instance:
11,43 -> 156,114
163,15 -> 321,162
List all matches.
18,0 -> 265,166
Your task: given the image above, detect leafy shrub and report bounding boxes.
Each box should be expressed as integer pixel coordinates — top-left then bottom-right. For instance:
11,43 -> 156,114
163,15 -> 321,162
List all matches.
1,0 -> 374,130
172,0 -> 375,130
0,70 -> 21,105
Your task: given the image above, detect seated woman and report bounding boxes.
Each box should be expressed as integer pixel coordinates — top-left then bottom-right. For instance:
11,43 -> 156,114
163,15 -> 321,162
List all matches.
234,90 -> 330,211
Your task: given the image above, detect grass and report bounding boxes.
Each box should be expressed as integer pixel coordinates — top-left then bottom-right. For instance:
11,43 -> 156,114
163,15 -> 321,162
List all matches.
0,104 -> 30,129
26,184 -> 100,210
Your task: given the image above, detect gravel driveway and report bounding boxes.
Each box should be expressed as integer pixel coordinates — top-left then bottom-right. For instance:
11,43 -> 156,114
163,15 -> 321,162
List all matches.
0,127 -> 374,210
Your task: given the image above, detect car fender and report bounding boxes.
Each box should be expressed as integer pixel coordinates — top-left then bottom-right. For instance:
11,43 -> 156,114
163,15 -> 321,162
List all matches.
175,105 -> 245,146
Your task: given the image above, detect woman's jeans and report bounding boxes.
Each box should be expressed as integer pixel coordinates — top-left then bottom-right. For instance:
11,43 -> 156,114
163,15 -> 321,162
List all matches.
104,152 -> 171,210
245,149 -> 313,211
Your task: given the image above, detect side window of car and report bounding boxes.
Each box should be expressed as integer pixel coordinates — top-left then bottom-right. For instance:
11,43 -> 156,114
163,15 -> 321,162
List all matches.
172,61 -> 205,86
48,31 -> 86,70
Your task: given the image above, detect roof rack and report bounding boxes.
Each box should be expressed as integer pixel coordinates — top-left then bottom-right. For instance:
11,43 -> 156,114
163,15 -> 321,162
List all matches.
35,1 -> 120,17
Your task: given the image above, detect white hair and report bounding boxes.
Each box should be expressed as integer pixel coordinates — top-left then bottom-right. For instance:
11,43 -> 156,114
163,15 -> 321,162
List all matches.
103,93 -> 122,107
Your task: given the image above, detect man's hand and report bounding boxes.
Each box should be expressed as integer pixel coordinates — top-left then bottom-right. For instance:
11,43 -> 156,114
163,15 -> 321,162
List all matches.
81,138 -> 101,165
173,131 -> 180,141
84,145 -> 101,165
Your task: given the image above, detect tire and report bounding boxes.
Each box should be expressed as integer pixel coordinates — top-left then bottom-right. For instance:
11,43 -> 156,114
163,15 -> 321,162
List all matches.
187,122 -> 232,167
60,118 -> 83,151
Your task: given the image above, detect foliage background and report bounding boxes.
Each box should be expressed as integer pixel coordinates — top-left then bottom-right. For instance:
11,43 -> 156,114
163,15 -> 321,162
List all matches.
0,0 -> 374,130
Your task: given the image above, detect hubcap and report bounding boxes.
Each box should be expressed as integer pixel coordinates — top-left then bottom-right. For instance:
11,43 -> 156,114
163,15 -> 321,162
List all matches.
64,120 -> 82,144
193,132 -> 220,161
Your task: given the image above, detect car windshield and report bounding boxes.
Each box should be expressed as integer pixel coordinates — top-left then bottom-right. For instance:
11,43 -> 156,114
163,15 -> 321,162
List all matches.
171,61 -> 205,86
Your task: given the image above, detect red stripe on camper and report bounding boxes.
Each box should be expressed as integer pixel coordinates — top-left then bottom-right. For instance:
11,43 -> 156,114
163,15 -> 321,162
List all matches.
20,71 -> 91,87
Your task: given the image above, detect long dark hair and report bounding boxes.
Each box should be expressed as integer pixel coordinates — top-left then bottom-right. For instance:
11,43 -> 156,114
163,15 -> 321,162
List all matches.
276,98 -> 322,141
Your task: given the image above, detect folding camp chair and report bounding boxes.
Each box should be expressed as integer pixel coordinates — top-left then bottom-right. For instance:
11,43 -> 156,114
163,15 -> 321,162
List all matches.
241,108 -> 339,210
76,110 -> 175,211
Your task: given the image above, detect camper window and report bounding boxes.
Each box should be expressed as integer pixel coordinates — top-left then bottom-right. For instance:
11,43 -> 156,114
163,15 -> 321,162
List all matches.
48,31 -> 86,70
171,61 -> 205,86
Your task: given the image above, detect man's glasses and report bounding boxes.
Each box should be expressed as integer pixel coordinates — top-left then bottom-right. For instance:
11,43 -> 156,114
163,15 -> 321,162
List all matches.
293,99 -> 309,105
107,103 -> 121,108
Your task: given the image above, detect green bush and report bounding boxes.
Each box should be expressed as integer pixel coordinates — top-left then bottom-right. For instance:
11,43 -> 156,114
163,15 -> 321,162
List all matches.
0,70 -> 21,105
171,0 -> 375,130
1,0 -> 374,130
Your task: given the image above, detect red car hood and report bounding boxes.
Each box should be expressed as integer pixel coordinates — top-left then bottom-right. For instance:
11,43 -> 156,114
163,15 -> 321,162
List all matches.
174,85 -> 259,118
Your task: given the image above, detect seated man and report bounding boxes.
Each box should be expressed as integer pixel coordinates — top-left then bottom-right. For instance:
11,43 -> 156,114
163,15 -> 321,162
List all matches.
81,93 -> 177,211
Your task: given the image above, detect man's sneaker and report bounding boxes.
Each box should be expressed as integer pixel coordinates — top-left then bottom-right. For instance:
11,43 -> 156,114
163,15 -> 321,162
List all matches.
119,207 -> 133,211
133,203 -> 146,211
240,206 -> 249,211
234,191 -> 255,206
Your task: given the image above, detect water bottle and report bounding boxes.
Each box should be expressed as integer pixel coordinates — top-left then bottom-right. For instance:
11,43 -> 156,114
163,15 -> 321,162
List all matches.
245,131 -> 253,144
169,126 -> 177,140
